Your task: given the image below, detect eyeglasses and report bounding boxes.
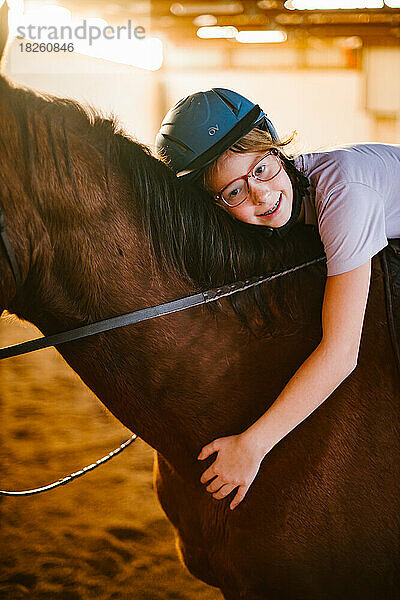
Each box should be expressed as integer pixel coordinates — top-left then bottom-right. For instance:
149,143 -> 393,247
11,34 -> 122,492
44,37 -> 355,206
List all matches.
215,149 -> 282,208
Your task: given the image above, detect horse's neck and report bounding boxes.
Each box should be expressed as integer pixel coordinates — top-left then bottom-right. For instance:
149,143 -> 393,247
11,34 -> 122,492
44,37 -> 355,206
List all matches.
8,181 -> 207,471
7,187 -> 322,479
0,81 -> 206,473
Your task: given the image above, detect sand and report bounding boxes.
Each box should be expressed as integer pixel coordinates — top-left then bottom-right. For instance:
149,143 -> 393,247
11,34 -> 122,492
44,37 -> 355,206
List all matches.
0,314 -> 221,600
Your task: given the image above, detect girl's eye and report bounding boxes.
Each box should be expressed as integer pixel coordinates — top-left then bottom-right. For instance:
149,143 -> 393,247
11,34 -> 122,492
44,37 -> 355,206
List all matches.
225,181 -> 245,199
254,164 -> 265,176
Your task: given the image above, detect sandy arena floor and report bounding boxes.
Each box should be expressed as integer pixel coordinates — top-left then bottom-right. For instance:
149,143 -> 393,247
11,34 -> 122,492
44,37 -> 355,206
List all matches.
0,314 -> 221,600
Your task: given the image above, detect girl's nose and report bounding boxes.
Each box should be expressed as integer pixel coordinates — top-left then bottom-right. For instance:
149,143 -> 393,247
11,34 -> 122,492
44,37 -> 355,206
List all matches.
248,181 -> 273,205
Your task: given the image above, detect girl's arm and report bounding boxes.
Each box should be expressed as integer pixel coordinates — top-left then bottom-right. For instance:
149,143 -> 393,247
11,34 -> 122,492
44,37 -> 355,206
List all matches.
198,259 -> 372,509
247,258 -> 372,451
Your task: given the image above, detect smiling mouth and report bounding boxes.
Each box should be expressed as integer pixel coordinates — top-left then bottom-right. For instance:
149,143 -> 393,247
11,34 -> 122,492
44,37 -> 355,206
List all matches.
258,193 -> 282,217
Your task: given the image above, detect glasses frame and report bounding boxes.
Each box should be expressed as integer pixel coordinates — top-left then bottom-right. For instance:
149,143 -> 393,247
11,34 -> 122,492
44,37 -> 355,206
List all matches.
215,148 -> 282,208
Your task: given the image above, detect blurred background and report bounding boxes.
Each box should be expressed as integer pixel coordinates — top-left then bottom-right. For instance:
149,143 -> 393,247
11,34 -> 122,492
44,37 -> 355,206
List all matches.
3,0 -> 400,150
1,2 -> 400,599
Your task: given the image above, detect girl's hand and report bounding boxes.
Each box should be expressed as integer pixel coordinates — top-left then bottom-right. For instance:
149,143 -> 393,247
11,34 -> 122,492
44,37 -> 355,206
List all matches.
197,432 -> 266,510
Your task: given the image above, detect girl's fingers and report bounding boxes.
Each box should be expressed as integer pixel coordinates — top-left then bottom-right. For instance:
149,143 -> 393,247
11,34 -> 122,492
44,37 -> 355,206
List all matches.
230,485 -> 249,510
206,478 -> 225,493
212,484 -> 236,499
200,466 -> 217,484
197,441 -> 218,460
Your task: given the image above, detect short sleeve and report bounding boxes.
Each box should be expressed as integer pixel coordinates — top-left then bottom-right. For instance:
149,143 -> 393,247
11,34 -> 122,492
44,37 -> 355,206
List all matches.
316,181 -> 388,276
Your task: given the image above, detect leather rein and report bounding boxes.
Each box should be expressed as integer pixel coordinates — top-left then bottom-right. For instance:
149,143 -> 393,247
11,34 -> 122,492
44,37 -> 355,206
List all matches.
0,204 -> 326,496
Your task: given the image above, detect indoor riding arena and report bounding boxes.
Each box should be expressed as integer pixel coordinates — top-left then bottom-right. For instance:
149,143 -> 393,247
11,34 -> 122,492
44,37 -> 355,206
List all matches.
1,1 -> 399,599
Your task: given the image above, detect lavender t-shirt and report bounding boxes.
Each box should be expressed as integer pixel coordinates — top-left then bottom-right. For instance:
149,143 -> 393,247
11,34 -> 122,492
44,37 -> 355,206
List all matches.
294,143 -> 400,276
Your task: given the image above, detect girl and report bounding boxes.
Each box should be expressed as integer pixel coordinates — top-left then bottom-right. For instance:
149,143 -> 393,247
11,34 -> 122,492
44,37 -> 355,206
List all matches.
155,87 -> 400,510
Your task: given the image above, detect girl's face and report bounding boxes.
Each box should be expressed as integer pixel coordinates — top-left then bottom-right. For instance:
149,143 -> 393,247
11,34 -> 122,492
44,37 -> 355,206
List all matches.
209,150 -> 295,228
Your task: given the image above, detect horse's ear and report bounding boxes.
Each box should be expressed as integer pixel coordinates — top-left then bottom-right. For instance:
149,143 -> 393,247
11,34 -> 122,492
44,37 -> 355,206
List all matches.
0,2 -> 9,65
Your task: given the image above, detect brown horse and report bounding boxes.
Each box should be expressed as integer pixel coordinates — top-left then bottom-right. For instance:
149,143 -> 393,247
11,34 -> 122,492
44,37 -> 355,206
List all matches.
1,8 -> 399,599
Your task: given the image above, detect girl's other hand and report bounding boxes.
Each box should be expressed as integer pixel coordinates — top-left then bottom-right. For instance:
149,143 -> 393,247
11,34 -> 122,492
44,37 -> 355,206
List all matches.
197,432 -> 267,510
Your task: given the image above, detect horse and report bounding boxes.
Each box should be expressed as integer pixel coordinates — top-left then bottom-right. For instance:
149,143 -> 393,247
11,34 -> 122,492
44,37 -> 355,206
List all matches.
1,8 -> 399,598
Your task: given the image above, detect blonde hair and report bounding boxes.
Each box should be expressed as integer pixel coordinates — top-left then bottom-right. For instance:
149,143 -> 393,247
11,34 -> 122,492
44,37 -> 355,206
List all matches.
203,127 -> 296,193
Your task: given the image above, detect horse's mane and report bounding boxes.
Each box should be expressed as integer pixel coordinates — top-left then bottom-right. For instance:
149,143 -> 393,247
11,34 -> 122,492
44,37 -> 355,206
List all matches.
0,75 -> 325,332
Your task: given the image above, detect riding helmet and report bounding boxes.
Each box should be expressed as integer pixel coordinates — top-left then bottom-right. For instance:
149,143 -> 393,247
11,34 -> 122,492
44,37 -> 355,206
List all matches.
155,87 -> 279,181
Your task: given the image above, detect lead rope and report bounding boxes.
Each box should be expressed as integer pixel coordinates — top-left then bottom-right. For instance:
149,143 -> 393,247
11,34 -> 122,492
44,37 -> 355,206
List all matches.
0,435 -> 137,496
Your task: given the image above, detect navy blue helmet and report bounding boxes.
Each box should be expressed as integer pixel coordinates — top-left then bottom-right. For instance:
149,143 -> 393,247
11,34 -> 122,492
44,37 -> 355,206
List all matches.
155,88 -> 279,181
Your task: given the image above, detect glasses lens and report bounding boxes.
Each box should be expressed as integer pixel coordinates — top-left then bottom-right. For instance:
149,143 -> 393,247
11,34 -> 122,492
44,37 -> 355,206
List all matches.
221,179 -> 248,207
253,155 -> 281,181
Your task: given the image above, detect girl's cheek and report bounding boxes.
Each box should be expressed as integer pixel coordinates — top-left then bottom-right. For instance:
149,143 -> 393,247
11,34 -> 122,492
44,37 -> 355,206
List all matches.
229,207 -> 243,219
230,208 -> 248,223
